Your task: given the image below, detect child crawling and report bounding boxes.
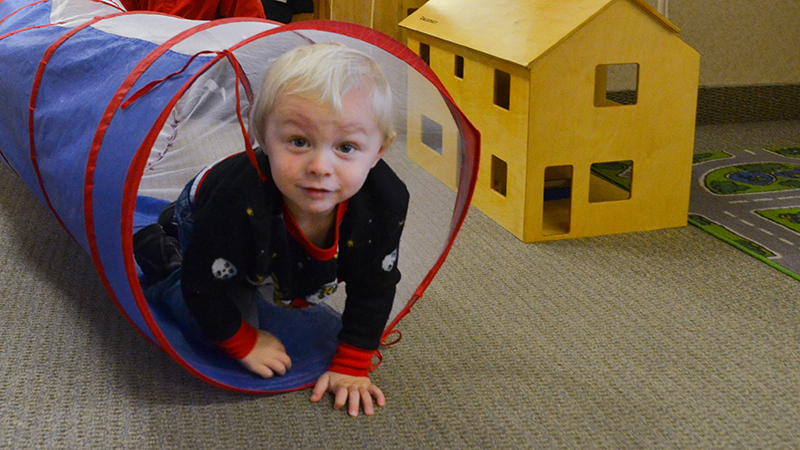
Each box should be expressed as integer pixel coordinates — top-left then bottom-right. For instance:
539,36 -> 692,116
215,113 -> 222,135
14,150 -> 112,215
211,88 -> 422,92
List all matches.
135,43 -> 408,416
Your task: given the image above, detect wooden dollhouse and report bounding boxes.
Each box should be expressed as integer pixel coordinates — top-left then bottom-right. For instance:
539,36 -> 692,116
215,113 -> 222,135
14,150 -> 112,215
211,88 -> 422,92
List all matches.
400,0 -> 701,242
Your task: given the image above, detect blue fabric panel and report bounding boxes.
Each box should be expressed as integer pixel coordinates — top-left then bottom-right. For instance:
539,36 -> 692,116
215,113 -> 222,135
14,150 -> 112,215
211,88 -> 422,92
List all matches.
32,26 -> 164,252
0,22 -> 69,206
89,50 -> 213,346
145,270 -> 341,391
133,195 -> 170,232
1,6 -> 474,393
90,48 -> 340,391
0,0 -> 51,32
134,197 -> 341,391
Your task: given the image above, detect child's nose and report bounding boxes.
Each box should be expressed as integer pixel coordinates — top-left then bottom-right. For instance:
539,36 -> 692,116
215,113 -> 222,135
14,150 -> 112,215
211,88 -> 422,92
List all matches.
306,149 -> 333,176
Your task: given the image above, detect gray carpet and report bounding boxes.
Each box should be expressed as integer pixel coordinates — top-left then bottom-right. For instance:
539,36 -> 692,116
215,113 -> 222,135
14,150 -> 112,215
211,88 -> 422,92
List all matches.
2,121 -> 800,449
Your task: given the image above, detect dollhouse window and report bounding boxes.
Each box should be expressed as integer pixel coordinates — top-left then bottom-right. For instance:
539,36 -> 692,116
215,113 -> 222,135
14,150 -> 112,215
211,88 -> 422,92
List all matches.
454,55 -> 464,79
595,63 -> 639,107
589,161 -> 633,202
421,115 -> 443,155
419,43 -> 430,66
494,69 -> 510,110
542,165 -> 572,235
490,155 -> 507,196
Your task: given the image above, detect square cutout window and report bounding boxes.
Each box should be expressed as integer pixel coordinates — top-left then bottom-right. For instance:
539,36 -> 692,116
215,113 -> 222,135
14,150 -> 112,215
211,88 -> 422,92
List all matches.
543,165 -> 572,236
589,161 -> 633,202
421,115 -> 443,155
595,63 -> 639,106
493,69 -> 510,110
419,42 -> 430,66
454,55 -> 464,79
491,155 -> 507,196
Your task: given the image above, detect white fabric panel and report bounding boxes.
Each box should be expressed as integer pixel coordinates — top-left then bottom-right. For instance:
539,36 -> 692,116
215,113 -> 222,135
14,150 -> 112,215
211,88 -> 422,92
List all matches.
50,0 -> 126,27
89,15 -> 203,47
131,24 -> 465,328
138,62 -> 248,200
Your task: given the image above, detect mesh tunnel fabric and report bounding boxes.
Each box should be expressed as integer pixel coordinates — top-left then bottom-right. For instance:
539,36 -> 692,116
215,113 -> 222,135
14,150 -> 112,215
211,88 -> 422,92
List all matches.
0,0 -> 479,392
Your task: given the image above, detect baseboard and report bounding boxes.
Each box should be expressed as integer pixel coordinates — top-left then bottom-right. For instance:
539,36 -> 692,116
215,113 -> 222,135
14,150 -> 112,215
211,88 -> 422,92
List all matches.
696,84 -> 800,125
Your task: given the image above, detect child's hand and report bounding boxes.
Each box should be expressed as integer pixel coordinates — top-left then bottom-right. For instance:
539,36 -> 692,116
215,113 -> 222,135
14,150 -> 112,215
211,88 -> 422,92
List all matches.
309,371 -> 385,417
239,330 -> 292,378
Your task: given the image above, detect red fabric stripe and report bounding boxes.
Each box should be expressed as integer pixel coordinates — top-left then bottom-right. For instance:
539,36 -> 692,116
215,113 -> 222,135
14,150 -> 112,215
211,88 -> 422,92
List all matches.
328,342 -> 374,378
230,20 -> 481,348
118,17 -> 281,393
219,49 -> 268,184
0,22 -> 65,42
109,18 -> 478,393
18,11 -> 169,366
88,0 -> 125,12
121,50 -> 216,109
27,14 -> 113,244
0,0 -> 48,28
281,200 -> 347,261
217,320 -> 259,360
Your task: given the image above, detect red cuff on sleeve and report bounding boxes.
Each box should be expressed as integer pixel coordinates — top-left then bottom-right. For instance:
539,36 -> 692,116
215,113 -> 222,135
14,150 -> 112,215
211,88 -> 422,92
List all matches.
217,321 -> 258,360
328,342 -> 375,377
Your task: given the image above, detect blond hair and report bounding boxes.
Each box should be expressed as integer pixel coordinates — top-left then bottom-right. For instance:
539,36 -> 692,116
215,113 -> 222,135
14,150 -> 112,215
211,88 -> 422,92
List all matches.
250,43 -> 394,148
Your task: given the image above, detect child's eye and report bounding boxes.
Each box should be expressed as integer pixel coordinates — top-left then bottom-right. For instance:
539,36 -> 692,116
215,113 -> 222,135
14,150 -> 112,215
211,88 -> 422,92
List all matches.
291,138 -> 308,148
338,144 -> 355,154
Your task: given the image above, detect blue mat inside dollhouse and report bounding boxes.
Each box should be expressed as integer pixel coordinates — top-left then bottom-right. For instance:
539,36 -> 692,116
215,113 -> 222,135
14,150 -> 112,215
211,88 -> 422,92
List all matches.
543,161 -> 633,202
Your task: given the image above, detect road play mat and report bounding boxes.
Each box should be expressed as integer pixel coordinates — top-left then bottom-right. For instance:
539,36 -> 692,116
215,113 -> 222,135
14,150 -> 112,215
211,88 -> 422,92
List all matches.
689,146 -> 800,281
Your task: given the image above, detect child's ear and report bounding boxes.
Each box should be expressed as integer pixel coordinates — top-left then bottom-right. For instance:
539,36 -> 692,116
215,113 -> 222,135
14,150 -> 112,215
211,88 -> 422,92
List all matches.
373,132 -> 395,166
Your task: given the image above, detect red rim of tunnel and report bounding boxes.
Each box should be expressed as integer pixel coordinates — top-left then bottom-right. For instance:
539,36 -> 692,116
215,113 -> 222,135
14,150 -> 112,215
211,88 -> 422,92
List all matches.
29,13 -> 481,393
120,19 -> 479,393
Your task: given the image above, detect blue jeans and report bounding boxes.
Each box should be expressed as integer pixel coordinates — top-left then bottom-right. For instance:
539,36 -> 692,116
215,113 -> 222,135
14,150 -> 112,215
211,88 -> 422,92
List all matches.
174,177 -> 196,255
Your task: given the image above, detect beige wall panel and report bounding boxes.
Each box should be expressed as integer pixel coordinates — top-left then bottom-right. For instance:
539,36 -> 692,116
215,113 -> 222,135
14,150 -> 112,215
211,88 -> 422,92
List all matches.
371,1 -> 404,39
328,0 -> 372,26
326,0 -> 402,38
669,0 -> 800,86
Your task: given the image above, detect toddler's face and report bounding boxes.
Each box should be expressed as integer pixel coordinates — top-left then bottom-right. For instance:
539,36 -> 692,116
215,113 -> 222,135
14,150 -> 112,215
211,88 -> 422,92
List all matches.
263,85 -> 390,223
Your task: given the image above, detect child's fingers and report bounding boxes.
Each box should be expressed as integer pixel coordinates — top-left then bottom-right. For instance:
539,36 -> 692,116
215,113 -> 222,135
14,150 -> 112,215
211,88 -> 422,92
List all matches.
369,385 -> 386,407
266,358 -> 288,376
348,389 -> 363,416
250,364 -> 275,379
309,372 -> 384,417
360,385 -> 386,416
280,352 -> 293,371
333,386 -> 349,411
359,389 -> 374,416
309,374 -> 329,402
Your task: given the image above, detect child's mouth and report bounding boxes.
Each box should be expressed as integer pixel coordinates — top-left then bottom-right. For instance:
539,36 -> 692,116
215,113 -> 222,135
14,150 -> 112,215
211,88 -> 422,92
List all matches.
303,187 -> 331,199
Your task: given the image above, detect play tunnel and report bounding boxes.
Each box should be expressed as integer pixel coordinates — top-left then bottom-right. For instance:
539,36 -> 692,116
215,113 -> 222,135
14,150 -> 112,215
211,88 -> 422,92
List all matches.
0,0 -> 479,392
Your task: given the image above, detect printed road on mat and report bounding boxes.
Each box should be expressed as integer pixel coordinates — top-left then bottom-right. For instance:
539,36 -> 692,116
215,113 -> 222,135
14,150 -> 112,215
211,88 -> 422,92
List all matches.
690,146 -> 800,280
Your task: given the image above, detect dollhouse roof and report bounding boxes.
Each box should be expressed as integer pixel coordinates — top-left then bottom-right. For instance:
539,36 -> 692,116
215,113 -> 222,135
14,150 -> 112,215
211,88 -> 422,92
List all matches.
400,0 -> 680,68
